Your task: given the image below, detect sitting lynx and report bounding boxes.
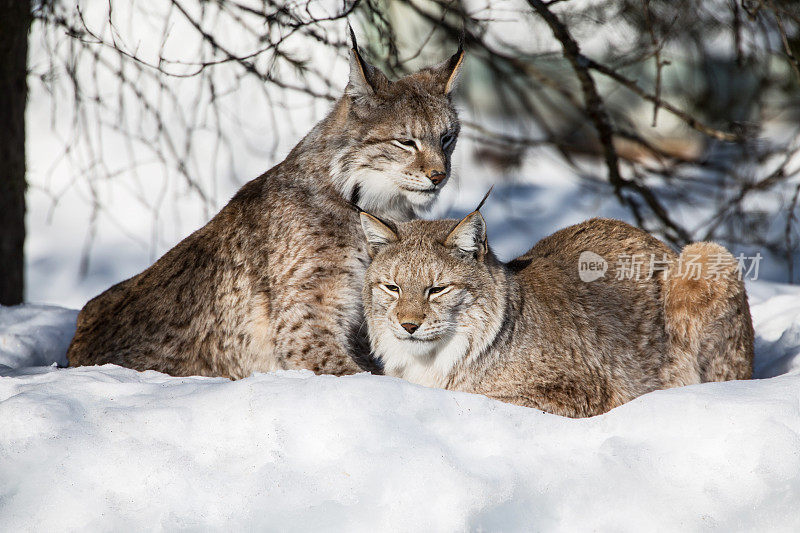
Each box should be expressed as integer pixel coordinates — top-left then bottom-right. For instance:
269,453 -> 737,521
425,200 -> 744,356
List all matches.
360,208 -> 754,417
67,31 -> 464,378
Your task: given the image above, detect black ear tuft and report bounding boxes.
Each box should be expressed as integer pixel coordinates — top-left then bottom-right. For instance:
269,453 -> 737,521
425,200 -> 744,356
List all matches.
475,186 -> 493,212
348,23 -> 359,50
346,26 -> 390,101
429,43 -> 465,95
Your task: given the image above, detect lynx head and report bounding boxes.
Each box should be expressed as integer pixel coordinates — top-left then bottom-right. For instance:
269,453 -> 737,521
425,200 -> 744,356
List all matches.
360,207 -> 507,385
330,30 -> 465,221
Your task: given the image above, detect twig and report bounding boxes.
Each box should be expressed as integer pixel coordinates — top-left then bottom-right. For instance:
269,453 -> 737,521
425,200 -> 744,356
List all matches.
785,183 -> 800,282
525,1 -> 622,190
640,0 -> 666,127
526,0 -> 691,243
766,0 -> 800,82
586,57 -> 743,142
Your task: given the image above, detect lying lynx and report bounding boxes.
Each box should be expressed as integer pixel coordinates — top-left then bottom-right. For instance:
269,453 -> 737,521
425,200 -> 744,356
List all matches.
67,31 -> 464,378
360,210 -> 754,417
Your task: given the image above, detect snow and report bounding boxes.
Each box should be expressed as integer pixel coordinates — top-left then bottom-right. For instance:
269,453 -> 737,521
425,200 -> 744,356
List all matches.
1,280 -> 800,530
15,6 -> 800,528
0,305 -> 76,372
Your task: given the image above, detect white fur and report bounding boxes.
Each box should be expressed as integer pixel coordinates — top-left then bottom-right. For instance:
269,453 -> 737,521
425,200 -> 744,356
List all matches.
369,288 -> 507,390
362,219 -> 398,251
375,326 -> 471,388
391,139 -> 419,152
330,155 -> 438,222
378,284 -> 400,297
447,214 -> 485,254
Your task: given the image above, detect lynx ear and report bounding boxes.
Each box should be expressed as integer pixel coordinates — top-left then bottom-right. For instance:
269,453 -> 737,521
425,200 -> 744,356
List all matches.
346,26 -> 390,101
445,211 -> 487,260
431,43 -> 465,95
360,212 -> 399,257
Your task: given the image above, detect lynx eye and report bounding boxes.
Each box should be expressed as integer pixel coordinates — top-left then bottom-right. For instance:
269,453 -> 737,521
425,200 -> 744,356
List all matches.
380,284 -> 401,297
427,285 -> 452,299
440,132 -> 455,150
393,139 -> 418,151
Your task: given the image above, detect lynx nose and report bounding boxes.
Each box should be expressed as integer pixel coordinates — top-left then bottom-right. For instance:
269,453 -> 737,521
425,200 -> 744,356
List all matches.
427,170 -> 446,186
401,322 -> 420,334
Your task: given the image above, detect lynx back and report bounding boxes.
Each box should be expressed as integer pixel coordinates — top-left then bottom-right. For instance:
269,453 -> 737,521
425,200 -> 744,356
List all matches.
361,212 -> 754,417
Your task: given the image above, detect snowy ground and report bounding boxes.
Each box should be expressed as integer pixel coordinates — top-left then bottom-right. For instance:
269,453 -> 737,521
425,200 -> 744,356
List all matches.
2,279 -> 800,530
15,7 -> 800,529
17,86 -> 800,528
20,91 -> 800,530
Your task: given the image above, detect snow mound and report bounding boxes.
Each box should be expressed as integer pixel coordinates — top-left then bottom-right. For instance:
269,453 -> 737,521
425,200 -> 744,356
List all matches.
1,281 -> 799,530
0,304 -> 76,371
748,282 -> 800,378
1,367 -> 799,530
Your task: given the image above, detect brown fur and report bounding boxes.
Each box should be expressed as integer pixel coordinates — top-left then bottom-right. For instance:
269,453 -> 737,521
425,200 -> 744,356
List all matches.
67,38 -> 465,378
663,242 -> 754,382
361,215 -> 754,417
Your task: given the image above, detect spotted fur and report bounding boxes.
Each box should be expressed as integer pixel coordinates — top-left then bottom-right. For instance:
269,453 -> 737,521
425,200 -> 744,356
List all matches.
361,215 -> 754,417
67,36 -> 465,378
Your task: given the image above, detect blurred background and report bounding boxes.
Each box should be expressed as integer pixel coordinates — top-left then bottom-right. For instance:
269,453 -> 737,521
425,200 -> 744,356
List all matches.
3,0 -> 800,308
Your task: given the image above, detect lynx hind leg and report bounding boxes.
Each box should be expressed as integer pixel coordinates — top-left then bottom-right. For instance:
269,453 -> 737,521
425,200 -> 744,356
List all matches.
663,242 -> 754,385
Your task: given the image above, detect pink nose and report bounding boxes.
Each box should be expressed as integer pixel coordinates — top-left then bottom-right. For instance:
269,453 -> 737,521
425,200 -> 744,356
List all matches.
428,171 -> 445,186
401,322 -> 419,334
